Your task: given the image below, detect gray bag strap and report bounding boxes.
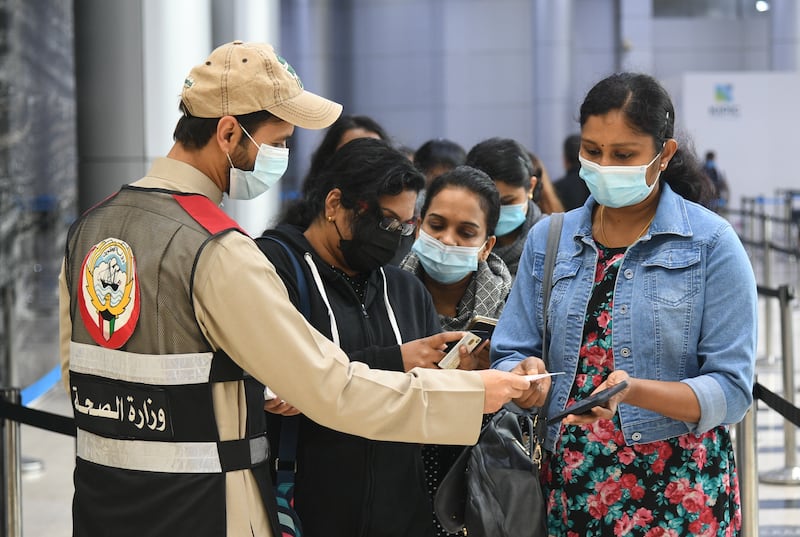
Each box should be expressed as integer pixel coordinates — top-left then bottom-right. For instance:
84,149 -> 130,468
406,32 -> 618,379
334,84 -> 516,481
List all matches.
541,212 -> 563,367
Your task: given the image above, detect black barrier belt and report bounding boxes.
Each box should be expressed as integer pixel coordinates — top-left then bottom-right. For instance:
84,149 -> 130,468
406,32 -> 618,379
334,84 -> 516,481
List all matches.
0,399 -> 76,437
754,382 -> 800,429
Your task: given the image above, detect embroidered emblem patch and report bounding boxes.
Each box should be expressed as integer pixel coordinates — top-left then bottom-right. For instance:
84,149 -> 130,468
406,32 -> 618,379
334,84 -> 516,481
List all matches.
78,238 -> 140,348
276,54 -> 304,89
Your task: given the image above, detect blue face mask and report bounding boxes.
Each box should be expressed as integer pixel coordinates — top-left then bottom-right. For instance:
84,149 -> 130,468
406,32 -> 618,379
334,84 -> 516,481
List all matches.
494,202 -> 528,236
411,229 -> 485,284
578,151 -> 662,208
228,125 -> 290,200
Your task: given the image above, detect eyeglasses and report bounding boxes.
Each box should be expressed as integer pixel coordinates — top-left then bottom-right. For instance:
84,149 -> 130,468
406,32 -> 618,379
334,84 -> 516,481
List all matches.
378,216 -> 416,236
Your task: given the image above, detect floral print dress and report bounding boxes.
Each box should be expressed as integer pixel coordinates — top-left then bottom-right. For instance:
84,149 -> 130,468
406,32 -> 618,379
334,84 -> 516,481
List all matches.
544,244 -> 741,537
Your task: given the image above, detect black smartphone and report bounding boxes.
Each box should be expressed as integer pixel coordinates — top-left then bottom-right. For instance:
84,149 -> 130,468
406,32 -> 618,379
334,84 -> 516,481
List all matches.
466,315 -> 497,337
443,330 -> 490,353
547,380 -> 629,423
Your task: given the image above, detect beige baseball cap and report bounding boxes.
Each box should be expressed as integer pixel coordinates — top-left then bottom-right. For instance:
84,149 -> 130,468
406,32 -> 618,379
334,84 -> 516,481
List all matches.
181,40 -> 342,129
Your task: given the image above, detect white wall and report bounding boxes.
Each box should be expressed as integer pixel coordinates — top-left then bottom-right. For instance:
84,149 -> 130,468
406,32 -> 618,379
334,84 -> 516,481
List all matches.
682,72 -> 800,208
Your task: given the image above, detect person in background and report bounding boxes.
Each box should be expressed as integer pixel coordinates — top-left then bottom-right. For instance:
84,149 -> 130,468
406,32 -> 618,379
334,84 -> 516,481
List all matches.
465,137 -> 547,278
528,150 -> 566,215
303,114 -> 390,186
553,133 -> 591,210
492,72 -> 757,537
702,150 -> 730,212
400,166 -> 512,537
413,138 -> 467,212
59,40 -> 535,537
395,138 -> 468,265
257,138 -> 482,537
397,144 -> 416,161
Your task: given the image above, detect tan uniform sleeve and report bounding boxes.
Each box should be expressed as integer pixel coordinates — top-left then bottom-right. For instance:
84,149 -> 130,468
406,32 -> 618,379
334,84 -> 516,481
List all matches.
59,259 -> 72,393
193,232 -> 485,445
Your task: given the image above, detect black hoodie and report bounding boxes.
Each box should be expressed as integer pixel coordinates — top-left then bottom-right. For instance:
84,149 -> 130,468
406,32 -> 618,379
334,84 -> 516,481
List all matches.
256,224 -> 441,537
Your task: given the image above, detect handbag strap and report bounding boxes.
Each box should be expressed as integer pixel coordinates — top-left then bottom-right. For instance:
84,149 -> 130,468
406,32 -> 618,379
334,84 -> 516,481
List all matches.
541,212 -> 563,367
532,213 -> 563,461
257,235 -> 311,486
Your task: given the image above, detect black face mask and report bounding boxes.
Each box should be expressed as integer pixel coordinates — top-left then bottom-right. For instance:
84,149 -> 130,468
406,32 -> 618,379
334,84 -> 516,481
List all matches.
336,216 -> 402,273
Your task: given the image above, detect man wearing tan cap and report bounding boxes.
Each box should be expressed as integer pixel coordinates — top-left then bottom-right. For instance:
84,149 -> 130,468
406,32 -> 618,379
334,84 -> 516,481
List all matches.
58,41 -> 546,537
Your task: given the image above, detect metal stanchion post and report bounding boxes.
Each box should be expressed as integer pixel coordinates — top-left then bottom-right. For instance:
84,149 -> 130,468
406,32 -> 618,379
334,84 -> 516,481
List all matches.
784,191 -> 793,249
1,387 -> 22,537
759,217 -> 776,365
746,198 -> 756,246
735,402 -> 759,537
760,284 -> 800,484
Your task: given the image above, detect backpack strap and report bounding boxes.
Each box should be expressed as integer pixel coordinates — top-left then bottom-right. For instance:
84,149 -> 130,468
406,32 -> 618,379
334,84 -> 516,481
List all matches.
256,236 -> 310,486
258,236 -> 311,319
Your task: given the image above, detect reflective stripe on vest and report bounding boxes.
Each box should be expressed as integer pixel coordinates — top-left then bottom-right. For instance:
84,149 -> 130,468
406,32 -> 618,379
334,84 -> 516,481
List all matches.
77,429 -> 269,473
70,341 -> 214,385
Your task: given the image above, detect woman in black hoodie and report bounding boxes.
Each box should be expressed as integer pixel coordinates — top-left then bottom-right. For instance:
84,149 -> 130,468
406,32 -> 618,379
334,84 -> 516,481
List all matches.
255,138 -> 476,537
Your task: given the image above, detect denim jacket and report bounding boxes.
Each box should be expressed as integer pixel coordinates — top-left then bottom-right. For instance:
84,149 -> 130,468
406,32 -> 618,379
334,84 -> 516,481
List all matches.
491,184 -> 757,452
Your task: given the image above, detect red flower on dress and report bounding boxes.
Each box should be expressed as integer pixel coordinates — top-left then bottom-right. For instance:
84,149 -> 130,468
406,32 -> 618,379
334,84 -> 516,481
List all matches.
614,513 -> 634,536
691,443 -> 708,469
635,442 -> 658,455
587,493 -> 609,518
620,473 -> 645,500
574,373 -> 588,389
680,484 -> 707,513
632,507 -> 654,527
587,418 -> 617,444
584,345 -> 610,368
643,527 -> 680,537
596,309 -> 612,330
595,476 -> 624,506
618,447 -> 636,465
664,478 -> 692,504
652,457 -> 666,474
562,448 -> 585,481
651,456 -> 666,475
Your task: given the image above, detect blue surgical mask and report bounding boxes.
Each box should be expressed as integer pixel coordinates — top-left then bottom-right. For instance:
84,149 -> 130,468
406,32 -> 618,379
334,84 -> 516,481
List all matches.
494,202 -> 528,236
411,229 -> 485,284
227,125 -> 289,200
578,152 -> 662,208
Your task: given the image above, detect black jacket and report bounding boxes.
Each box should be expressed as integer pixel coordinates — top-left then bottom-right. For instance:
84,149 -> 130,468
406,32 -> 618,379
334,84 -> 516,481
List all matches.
554,166 -> 591,211
256,224 -> 441,537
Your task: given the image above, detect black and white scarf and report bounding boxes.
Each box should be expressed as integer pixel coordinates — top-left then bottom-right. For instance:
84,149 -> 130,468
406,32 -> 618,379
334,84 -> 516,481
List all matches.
400,251 -> 512,331
491,200 -> 545,278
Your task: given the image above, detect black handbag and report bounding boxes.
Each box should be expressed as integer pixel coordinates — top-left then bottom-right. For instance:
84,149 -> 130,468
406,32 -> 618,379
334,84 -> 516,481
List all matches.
433,406 -> 547,537
433,213 -> 563,537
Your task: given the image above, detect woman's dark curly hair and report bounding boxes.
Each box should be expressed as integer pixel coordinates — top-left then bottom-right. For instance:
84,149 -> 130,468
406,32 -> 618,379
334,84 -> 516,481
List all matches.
279,137 -> 424,230
579,72 -> 713,206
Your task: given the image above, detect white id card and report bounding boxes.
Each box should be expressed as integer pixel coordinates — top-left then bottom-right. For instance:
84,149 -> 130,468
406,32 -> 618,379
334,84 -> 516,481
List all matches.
522,371 -> 565,382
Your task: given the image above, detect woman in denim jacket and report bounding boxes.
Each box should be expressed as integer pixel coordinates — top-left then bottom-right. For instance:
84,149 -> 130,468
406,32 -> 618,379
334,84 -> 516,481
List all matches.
492,73 -> 757,537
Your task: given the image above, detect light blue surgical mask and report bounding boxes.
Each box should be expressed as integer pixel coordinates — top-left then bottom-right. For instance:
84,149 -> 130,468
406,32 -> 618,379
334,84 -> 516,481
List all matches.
494,202 -> 528,236
227,125 -> 289,200
578,151 -> 662,208
411,229 -> 485,284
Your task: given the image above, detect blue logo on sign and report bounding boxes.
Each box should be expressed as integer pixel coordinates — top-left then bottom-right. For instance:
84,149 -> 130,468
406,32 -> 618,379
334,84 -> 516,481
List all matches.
709,83 -> 739,117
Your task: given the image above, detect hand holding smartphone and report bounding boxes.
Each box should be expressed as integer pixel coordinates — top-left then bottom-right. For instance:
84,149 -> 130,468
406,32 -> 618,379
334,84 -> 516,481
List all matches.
547,380 -> 628,423
438,332 -> 483,369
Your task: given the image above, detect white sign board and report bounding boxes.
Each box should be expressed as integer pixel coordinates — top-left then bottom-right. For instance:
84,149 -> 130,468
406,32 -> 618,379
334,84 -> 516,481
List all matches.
682,72 -> 800,211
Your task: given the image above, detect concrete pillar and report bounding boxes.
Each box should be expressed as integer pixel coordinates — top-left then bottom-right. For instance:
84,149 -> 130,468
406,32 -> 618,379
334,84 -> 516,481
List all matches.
619,0 -> 654,73
770,0 -> 800,70
532,0 -> 574,178
75,0 -> 212,212
143,0 -> 213,159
